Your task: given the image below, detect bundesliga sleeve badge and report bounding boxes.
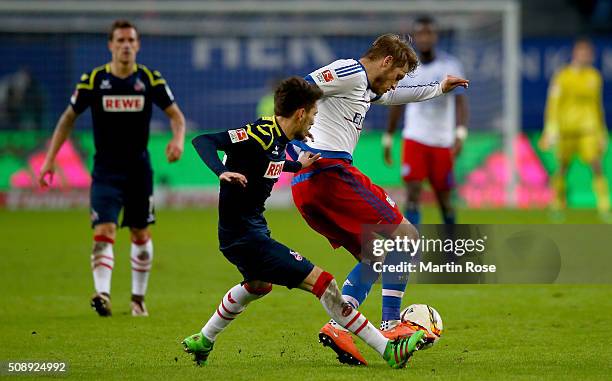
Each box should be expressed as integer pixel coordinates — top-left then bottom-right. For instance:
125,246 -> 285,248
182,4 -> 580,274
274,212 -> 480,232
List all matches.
315,69 -> 335,84
228,128 -> 249,143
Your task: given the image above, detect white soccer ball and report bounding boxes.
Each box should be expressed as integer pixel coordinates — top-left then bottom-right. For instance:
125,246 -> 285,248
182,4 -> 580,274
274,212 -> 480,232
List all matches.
400,304 -> 443,345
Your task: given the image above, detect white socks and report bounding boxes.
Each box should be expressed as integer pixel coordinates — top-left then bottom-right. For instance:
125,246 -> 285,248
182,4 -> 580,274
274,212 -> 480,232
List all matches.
328,295 -> 361,332
91,235 -> 114,295
131,238 -> 153,296
201,283 -> 272,341
316,274 -> 388,356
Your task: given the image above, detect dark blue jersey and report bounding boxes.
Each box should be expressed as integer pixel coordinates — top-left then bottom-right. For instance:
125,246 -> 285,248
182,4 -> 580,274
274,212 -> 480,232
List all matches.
70,63 -> 175,170
192,116 -> 302,248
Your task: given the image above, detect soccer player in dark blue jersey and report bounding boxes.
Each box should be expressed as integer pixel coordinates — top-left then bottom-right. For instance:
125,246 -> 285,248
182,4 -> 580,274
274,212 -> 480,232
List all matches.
181,77 -> 426,369
38,20 -> 186,317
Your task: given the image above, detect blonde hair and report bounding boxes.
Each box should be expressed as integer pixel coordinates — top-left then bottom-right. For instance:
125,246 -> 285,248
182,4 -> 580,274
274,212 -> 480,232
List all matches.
363,34 -> 419,73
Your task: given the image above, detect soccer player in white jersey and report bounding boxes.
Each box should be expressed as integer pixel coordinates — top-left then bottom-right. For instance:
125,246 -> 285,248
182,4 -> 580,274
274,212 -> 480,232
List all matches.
289,34 -> 468,365
383,16 -> 469,226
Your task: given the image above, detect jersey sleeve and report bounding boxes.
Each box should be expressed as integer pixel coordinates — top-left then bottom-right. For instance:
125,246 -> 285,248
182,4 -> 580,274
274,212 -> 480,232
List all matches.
372,81 -> 443,105
70,72 -> 96,114
305,61 -> 364,96
148,70 -> 175,110
282,160 -> 302,173
594,71 -> 607,135
192,127 -> 253,176
544,70 -> 563,135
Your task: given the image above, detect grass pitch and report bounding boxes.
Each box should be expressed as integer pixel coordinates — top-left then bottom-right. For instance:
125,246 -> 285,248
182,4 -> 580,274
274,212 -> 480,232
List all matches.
1,208 -> 611,380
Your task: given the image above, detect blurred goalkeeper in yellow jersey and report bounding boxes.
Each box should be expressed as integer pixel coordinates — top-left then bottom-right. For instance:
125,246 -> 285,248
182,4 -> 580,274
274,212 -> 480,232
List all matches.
539,38 -> 610,219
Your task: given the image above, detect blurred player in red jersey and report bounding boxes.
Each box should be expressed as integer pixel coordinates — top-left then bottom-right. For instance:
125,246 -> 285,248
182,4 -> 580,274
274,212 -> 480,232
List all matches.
383,16 -> 469,226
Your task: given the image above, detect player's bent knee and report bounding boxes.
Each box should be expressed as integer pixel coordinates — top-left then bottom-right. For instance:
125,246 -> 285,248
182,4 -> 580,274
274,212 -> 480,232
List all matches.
94,223 -> 116,240
311,271 -> 334,299
130,227 -> 150,243
243,281 -> 272,296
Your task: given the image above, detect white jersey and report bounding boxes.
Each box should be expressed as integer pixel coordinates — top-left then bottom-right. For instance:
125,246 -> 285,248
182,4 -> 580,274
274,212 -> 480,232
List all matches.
295,58 -> 443,159
401,52 -> 465,148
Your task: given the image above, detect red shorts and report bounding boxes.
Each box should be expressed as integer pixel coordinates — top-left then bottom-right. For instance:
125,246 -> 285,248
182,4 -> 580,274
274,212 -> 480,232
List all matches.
291,158 -> 403,257
401,138 -> 454,191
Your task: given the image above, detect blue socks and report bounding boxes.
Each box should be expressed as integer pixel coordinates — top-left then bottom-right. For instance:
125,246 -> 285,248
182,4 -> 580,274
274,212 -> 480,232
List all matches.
381,250 -> 409,321
341,257 -> 408,322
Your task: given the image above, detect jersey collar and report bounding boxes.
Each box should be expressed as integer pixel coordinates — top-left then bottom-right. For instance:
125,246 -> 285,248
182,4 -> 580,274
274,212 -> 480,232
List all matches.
356,59 -> 371,89
273,116 -> 290,143
104,63 -> 139,74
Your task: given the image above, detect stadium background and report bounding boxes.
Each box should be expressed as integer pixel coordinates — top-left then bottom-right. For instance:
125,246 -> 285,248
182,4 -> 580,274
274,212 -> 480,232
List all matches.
2,1 -> 612,379
1,0 -> 611,211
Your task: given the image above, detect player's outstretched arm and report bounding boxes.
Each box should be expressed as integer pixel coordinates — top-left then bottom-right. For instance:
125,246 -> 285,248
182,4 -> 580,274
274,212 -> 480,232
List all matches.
163,104 -> 186,163
38,106 -> 78,188
192,133 -> 231,176
539,73 -> 562,151
382,105 -> 405,166
192,131 -> 248,187
453,94 -> 470,157
374,75 -> 467,106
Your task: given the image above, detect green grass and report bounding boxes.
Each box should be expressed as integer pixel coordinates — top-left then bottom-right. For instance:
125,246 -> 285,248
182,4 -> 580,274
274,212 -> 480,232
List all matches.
1,208 -> 611,380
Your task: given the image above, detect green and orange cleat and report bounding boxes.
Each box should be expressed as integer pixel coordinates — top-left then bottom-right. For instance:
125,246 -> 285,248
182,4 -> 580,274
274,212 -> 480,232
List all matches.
383,329 -> 426,369
182,333 -> 214,366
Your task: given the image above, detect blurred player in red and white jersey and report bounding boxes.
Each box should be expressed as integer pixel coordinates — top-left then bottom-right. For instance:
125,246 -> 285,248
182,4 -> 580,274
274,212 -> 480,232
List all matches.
383,16 -> 469,226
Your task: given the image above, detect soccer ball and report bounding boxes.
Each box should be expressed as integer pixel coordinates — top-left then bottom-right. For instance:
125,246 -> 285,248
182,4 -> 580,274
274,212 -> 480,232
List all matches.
400,304 -> 443,346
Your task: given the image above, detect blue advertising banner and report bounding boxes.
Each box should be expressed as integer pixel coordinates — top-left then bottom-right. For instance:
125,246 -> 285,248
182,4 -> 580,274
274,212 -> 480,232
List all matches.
1,35 -> 611,133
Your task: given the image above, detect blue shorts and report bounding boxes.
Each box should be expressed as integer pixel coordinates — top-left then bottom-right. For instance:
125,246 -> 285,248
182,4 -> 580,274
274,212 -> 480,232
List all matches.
221,234 -> 314,289
90,166 -> 154,229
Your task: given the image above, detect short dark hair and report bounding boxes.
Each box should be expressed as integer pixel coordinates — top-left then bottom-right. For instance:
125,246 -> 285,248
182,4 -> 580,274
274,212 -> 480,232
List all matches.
414,15 -> 437,28
363,34 -> 419,74
274,76 -> 323,117
108,19 -> 139,41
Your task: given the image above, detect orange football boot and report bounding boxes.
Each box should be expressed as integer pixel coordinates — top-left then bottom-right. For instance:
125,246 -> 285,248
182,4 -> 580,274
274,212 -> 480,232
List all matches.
319,322 -> 367,365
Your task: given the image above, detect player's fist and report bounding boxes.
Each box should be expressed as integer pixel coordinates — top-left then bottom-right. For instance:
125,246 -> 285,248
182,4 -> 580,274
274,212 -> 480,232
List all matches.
38,160 -> 55,188
441,75 -> 469,93
166,138 -> 184,163
219,171 -> 248,187
298,152 -> 321,169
